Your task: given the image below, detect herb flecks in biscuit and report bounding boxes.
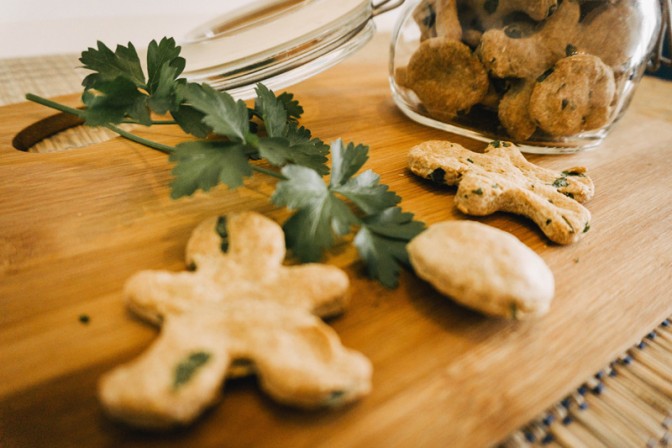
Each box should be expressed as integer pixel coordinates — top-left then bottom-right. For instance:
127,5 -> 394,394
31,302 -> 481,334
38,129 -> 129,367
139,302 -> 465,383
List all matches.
477,0 -> 580,80
126,212 -> 350,324
530,54 -> 616,137
462,0 -> 558,29
408,140 -> 594,244
99,212 -> 371,429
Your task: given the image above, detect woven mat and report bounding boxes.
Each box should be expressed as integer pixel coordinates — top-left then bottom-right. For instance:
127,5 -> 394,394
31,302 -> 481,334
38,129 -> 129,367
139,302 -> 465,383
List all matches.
3,54 -> 671,447
0,54 -> 83,106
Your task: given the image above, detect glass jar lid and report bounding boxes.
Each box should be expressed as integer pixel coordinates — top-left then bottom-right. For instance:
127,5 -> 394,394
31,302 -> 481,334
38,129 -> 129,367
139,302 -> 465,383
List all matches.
180,0 -> 404,98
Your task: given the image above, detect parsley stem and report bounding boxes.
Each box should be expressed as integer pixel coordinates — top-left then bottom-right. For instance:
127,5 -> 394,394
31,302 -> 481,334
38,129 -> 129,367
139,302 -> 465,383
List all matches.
25,93 -> 85,118
26,94 -> 177,126
104,124 -> 175,154
251,165 -> 286,180
122,119 -> 178,125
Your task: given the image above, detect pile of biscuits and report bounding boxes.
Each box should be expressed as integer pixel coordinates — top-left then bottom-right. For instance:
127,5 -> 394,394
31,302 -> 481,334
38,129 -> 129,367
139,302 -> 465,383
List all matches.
407,139 -> 594,319
98,139 -> 598,428
396,0 -> 642,141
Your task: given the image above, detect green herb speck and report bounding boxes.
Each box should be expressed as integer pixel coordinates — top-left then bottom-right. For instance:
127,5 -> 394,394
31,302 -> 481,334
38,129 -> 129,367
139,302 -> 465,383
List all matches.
79,314 -> 90,325
422,4 -> 436,28
561,99 -> 569,110
216,216 -> 229,252
491,140 -> 501,148
562,216 -> 576,234
565,44 -> 578,57
537,68 -> 554,83
562,170 -> 585,177
484,0 -> 498,14
429,168 -> 446,184
174,351 -> 211,390
510,303 -> 519,320
326,390 -> 346,405
553,177 -> 569,188
467,158 -> 475,164
504,25 -> 523,39
583,223 -> 591,233
546,219 -> 552,225
472,188 -> 483,195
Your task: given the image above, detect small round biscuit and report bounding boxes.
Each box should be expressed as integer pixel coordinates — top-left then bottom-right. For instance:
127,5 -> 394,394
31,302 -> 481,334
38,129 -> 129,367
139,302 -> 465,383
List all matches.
408,221 -> 554,319
498,80 -> 537,141
405,37 -> 489,120
529,54 -> 616,137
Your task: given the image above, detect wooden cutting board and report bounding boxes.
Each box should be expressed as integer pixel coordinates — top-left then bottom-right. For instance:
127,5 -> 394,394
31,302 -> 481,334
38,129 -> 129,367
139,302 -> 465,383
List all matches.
1,36 -> 671,447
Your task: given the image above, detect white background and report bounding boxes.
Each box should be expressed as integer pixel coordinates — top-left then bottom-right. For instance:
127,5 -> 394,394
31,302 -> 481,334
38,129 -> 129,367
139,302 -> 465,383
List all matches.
0,0 -> 401,58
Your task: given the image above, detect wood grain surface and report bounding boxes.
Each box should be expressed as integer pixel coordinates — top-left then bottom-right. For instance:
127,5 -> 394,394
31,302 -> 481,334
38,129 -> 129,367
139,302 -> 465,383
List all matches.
1,35 -> 671,447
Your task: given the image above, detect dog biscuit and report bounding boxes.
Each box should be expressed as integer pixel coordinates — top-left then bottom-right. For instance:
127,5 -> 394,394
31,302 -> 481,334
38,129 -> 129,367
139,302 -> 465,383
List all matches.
530,54 -> 616,136
403,37 -> 489,121
99,212 -> 371,429
125,212 -> 350,325
408,140 -> 594,244
408,220 -> 554,319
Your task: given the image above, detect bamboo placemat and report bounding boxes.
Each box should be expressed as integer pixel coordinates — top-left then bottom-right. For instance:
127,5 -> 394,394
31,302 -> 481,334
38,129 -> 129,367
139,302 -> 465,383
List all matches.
0,54 -> 83,106
2,54 -> 671,447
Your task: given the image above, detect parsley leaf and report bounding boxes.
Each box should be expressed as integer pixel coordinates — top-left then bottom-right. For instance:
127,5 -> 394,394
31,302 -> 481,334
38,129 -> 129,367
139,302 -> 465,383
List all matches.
170,141 -> 252,198
272,139 -> 421,287
272,164 -> 359,262
330,140 -> 369,187
81,77 -> 150,126
147,64 -> 183,115
171,105 -> 211,138
254,84 -> 288,138
329,140 -> 399,214
252,85 -> 329,174
80,41 -> 145,89
334,169 -> 400,214
354,207 -> 425,288
80,38 -> 187,124
257,137 -> 329,175
179,83 -> 249,143
278,92 -> 303,121
146,37 -> 185,94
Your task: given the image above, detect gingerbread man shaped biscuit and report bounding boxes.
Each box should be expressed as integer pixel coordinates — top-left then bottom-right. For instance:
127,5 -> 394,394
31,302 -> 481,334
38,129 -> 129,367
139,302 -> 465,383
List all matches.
125,212 -> 350,325
408,140 -> 594,244
99,212 -> 371,429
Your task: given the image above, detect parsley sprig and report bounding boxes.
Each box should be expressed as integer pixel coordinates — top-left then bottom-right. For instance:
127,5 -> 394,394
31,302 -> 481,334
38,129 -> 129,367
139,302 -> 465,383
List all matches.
26,37 -> 424,288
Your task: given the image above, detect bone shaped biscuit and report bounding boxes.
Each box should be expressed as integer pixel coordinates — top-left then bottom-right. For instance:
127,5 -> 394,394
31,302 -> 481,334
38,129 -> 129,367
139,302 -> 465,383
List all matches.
99,300 -> 372,429
462,0 -> 558,29
125,211 -> 350,326
408,140 -> 594,244
478,0 -> 581,81
99,212 -> 370,429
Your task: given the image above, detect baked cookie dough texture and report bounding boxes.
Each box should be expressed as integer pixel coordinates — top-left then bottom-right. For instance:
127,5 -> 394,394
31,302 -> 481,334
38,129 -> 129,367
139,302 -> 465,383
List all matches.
99,212 -> 371,429
408,140 -> 594,245
408,220 -> 555,319
398,0 -> 641,141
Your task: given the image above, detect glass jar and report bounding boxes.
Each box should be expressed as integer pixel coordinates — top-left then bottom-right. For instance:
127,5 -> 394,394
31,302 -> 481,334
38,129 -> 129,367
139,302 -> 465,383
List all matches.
180,0 -> 404,99
390,0 -> 670,153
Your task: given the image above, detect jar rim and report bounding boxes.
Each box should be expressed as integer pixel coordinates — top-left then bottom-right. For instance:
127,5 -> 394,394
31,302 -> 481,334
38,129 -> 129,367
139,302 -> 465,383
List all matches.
179,0 -> 403,98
